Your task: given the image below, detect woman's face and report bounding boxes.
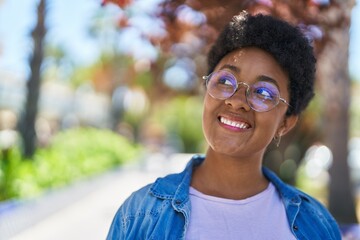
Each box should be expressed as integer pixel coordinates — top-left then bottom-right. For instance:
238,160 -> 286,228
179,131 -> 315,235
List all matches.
202,47 -> 297,159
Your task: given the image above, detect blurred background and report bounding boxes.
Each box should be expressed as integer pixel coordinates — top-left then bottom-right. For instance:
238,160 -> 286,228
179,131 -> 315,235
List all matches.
0,0 -> 359,239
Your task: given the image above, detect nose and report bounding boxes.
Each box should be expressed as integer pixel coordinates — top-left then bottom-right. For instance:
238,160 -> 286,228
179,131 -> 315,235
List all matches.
224,84 -> 251,111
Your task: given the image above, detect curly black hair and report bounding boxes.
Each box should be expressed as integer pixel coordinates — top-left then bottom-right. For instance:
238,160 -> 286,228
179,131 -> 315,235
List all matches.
207,12 -> 316,116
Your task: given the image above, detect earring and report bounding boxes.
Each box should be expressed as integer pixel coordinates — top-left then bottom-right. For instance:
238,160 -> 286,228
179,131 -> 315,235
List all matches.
273,134 -> 282,147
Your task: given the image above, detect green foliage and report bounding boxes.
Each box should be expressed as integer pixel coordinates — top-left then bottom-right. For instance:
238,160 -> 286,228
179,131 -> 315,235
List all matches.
0,148 -> 24,200
70,66 -> 95,87
151,96 -> 205,153
0,128 -> 141,201
135,71 -> 153,90
296,165 -> 328,206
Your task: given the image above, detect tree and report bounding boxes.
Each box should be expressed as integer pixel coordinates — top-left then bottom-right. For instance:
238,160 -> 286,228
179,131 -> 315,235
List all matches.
18,0 -> 47,158
102,0 -> 358,223
317,0 -> 357,224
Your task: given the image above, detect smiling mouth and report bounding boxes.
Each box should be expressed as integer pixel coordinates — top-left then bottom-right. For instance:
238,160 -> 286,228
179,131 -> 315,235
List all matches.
219,116 -> 251,129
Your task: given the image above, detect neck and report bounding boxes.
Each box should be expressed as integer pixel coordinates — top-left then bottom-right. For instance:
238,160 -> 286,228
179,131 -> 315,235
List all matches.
191,148 -> 269,200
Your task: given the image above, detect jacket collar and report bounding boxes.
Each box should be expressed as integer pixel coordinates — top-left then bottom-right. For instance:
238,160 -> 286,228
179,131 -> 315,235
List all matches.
150,155 -> 203,201
262,167 -> 310,204
150,154 -> 310,204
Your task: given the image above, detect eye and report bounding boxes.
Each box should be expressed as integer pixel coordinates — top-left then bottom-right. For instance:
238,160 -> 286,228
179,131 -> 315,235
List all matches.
206,71 -> 237,99
218,76 -> 234,86
212,72 -> 236,91
254,87 -> 276,100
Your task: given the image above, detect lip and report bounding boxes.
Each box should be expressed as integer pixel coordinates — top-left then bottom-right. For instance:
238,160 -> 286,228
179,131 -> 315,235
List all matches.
217,114 -> 252,132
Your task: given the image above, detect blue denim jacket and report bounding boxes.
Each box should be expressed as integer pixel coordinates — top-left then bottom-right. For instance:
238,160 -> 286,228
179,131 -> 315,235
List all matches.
107,155 -> 341,240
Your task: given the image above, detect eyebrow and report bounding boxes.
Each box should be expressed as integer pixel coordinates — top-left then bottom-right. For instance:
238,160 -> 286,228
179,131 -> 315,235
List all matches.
219,64 -> 241,74
219,64 -> 281,90
257,75 -> 281,89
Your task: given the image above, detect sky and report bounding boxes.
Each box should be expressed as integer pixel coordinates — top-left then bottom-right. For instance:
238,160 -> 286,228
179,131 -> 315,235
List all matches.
0,0 -> 102,77
0,0 -> 359,80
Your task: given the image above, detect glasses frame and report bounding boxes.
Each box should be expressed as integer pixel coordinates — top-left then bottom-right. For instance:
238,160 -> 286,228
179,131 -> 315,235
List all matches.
203,71 -> 291,112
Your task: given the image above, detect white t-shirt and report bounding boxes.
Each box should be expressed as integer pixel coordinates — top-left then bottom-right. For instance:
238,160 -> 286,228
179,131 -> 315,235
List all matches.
185,183 -> 296,240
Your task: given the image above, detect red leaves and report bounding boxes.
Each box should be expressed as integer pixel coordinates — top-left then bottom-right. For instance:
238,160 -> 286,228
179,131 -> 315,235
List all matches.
101,0 -> 133,8
101,0 -> 131,28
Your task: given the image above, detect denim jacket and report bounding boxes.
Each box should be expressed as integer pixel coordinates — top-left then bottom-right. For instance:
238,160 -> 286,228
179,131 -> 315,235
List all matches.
107,155 -> 341,240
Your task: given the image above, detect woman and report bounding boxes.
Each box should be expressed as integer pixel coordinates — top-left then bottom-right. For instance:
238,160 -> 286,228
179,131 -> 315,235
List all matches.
107,12 -> 341,239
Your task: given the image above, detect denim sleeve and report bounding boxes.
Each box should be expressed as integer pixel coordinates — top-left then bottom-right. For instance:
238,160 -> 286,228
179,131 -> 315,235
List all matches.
106,185 -> 153,239
106,208 -> 124,240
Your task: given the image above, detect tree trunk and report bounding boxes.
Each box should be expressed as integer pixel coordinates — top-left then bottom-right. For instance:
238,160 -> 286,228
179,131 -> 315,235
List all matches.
18,0 -> 47,158
318,0 -> 357,224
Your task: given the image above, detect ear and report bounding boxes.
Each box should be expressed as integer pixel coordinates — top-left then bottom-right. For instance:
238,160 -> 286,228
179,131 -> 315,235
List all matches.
277,115 -> 298,137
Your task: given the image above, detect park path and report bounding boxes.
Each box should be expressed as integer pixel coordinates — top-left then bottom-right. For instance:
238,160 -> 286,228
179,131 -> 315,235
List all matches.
0,153 -> 191,240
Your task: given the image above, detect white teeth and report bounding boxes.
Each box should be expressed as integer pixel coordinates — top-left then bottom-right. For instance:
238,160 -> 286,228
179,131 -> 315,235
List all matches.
220,117 -> 249,129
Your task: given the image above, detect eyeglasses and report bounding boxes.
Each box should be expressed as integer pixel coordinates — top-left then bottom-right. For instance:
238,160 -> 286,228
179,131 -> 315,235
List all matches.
203,70 -> 290,112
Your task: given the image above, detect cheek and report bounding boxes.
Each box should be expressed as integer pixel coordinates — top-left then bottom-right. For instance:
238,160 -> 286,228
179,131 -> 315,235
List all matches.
202,95 -> 218,140
202,98 -> 212,133
202,94 -> 216,119
255,112 -> 283,138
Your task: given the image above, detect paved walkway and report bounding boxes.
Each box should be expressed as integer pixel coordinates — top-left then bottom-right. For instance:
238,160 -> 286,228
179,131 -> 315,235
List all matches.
0,153 -> 191,240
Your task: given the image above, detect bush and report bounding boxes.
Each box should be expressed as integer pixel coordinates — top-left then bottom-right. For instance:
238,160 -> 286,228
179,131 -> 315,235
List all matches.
150,96 -> 205,153
0,127 -> 141,201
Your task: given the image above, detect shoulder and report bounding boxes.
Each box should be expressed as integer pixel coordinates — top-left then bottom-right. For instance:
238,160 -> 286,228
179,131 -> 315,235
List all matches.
286,183 -> 333,217
107,166 -> 193,239
287,185 -> 341,239
263,167 -> 341,239
115,154 -> 201,211
120,183 -> 154,213
106,183 -> 154,239
117,162 -> 192,218
263,167 -> 326,209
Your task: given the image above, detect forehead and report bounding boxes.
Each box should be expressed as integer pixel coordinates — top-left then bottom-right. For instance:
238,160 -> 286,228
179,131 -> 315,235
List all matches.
215,47 -> 288,80
215,47 -> 289,92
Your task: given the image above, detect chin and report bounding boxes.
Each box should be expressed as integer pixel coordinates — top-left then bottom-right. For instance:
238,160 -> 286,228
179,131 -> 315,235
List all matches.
208,143 -> 243,156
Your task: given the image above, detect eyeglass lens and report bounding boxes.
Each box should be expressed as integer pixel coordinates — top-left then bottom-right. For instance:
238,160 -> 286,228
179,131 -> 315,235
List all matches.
206,70 -> 281,112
